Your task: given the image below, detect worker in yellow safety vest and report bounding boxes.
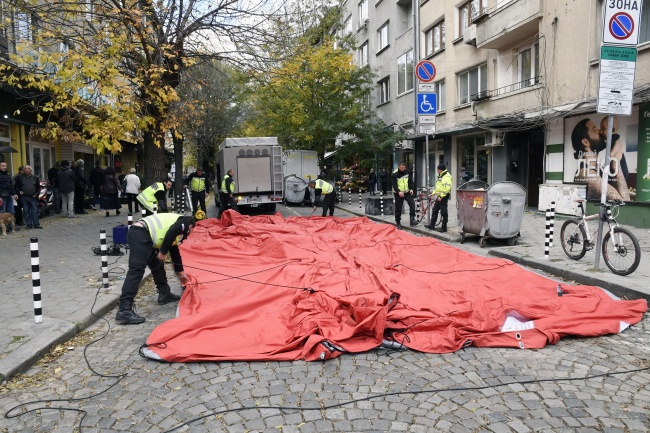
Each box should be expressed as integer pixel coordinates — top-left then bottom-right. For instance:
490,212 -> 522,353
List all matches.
309,178 -> 336,217
217,169 -> 238,219
185,167 -> 211,214
391,162 -> 417,229
116,213 -> 196,325
137,179 -> 172,215
426,164 -> 453,233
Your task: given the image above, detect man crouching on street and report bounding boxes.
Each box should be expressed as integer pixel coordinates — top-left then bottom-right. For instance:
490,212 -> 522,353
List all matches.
116,213 -> 196,325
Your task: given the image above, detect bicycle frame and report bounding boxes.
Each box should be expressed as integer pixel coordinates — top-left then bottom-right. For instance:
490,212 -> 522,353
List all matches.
576,200 -> 618,248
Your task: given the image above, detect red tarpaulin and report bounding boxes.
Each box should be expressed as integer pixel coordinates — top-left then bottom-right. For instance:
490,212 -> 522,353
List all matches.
142,212 -> 647,362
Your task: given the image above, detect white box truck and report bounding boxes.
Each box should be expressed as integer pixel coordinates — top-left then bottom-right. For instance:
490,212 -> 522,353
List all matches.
215,137 -> 283,213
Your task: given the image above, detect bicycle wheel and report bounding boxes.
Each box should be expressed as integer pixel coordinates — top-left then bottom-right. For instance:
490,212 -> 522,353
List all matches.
602,226 -> 641,276
560,219 -> 587,260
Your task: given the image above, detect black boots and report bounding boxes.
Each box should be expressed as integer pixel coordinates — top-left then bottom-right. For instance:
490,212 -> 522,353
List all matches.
438,225 -> 447,233
158,292 -> 181,305
396,221 -> 402,229
410,216 -> 418,226
115,300 -> 145,325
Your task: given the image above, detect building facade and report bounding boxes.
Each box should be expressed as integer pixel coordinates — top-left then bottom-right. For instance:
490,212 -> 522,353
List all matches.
340,0 -> 650,226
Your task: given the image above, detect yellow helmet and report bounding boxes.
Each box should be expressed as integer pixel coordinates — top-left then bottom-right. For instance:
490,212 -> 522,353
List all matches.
194,210 -> 206,220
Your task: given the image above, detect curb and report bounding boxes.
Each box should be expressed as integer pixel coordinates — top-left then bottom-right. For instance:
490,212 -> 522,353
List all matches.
0,271 -> 151,384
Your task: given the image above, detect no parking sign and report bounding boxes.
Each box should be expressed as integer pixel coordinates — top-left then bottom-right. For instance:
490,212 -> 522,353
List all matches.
602,0 -> 643,46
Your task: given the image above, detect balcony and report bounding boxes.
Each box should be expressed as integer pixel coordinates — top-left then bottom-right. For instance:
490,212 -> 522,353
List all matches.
470,76 -> 542,102
476,0 -> 542,49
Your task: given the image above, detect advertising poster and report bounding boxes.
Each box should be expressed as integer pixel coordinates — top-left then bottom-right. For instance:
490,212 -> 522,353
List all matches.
636,104 -> 650,202
564,109 -> 641,202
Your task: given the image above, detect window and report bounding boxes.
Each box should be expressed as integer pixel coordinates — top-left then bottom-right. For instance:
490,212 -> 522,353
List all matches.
458,0 -> 487,33
377,22 -> 389,51
397,50 -> 414,95
425,20 -> 445,56
434,80 -> 446,112
519,42 -> 540,86
640,5 -> 650,43
85,0 -> 94,21
458,64 -> 487,105
358,41 -> 368,66
14,12 -> 33,43
359,0 -> 368,21
343,16 -> 352,36
378,77 -> 390,104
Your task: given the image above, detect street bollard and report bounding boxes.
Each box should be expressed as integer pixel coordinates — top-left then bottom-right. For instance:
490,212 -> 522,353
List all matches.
128,212 -> 132,228
100,230 -> 109,288
30,237 -> 42,323
380,190 -> 384,215
549,201 -> 556,248
359,189 -> 362,210
544,206 -> 552,260
348,189 -> 351,207
153,203 -> 158,215
141,208 -> 146,219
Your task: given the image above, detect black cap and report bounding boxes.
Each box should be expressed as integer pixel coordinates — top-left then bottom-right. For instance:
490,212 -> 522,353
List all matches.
437,164 -> 446,171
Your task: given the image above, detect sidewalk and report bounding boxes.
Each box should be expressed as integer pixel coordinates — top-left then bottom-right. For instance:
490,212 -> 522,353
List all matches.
334,190 -> 650,302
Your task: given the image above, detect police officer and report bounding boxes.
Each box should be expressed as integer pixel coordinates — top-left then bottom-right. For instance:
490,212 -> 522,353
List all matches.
309,178 -> 335,217
217,169 -> 238,219
185,167 -> 211,214
391,162 -> 417,229
115,213 -> 196,325
426,164 -> 453,233
137,178 -> 172,215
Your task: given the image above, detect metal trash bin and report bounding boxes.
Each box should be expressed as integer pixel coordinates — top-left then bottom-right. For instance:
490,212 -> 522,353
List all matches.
456,181 -> 526,247
283,175 -> 309,205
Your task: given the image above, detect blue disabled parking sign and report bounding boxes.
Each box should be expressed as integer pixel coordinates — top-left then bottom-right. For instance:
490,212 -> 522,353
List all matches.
417,93 -> 437,115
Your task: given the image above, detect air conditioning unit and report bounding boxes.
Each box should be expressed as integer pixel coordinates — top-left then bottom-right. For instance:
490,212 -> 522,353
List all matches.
471,90 -> 491,101
357,19 -> 369,31
485,131 -> 504,147
463,24 -> 477,45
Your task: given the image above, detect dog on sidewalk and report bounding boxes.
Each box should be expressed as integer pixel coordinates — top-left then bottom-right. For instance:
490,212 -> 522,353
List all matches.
0,212 -> 15,236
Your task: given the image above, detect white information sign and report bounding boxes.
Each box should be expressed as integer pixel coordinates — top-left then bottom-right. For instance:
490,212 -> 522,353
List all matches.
419,115 -> 436,124
419,124 -> 436,135
418,83 -> 435,92
597,46 -> 637,115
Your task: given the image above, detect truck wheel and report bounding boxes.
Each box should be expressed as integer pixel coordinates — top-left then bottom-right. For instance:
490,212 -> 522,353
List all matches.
265,203 -> 277,214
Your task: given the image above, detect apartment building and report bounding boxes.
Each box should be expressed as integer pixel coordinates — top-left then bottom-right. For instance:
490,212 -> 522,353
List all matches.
341,0 -> 650,225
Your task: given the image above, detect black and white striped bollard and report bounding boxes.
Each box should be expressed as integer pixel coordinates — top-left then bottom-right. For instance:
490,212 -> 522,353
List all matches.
544,205 -> 552,260
127,212 -> 133,228
141,208 -> 146,219
348,188 -> 351,207
359,189 -> 362,210
100,230 -> 109,288
153,203 -> 158,215
30,237 -> 42,323
549,201 -> 556,248
380,190 -> 384,215
337,185 -> 341,204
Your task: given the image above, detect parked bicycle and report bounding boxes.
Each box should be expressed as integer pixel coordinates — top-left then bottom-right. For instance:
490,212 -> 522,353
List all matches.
559,199 -> 640,276
414,189 -> 441,227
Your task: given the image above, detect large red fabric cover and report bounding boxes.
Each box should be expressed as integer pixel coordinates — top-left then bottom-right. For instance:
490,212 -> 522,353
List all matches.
143,212 -> 647,362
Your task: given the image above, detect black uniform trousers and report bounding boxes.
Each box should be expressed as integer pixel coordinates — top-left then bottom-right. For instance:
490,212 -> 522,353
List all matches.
394,191 -> 416,223
191,190 -> 206,213
119,226 -> 172,304
320,192 -> 335,216
218,192 -> 238,218
431,195 -> 449,227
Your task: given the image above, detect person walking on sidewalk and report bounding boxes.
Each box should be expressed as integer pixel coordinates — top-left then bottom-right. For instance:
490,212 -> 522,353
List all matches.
123,168 -> 141,215
0,161 -> 18,232
57,160 -> 78,218
12,166 -> 24,226
100,165 -> 122,217
15,165 -> 42,229
73,160 -> 89,214
185,167 -> 211,214
89,160 -> 104,210
48,161 -> 62,214
380,169 -> 388,195
392,162 -> 417,229
309,178 -> 336,217
115,213 -> 195,324
426,164 -> 452,233
367,168 -> 377,195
